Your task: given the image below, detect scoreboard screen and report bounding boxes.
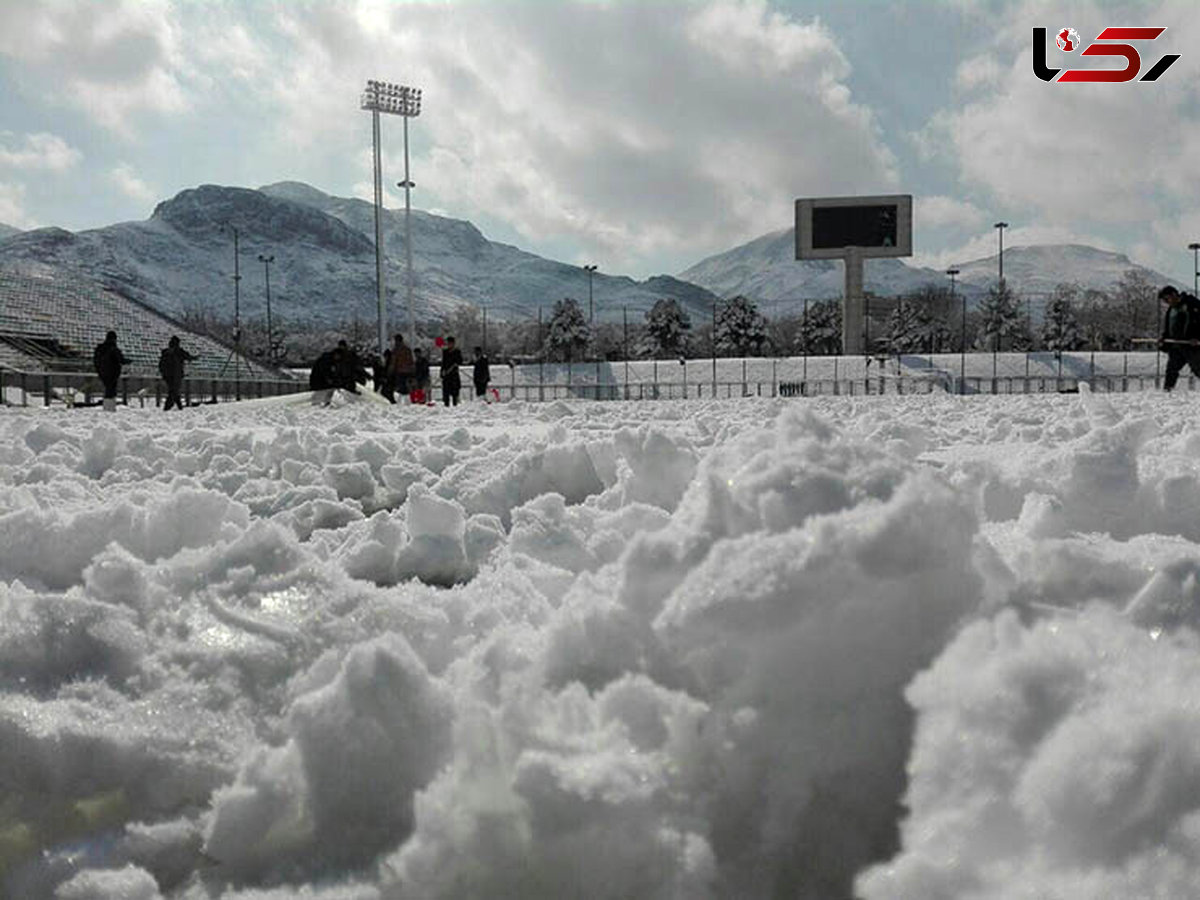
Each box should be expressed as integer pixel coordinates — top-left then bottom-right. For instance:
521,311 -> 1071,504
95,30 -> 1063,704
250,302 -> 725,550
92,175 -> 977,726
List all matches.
796,195 -> 912,260
812,205 -> 897,249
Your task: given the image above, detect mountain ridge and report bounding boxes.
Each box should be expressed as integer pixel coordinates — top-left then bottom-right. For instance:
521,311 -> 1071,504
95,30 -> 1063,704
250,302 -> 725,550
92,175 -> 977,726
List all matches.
0,182 -> 1183,331
679,229 -> 1180,303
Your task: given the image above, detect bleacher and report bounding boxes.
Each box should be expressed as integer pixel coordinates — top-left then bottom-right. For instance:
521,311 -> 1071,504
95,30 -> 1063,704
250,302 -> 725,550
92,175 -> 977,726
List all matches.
0,265 -> 283,380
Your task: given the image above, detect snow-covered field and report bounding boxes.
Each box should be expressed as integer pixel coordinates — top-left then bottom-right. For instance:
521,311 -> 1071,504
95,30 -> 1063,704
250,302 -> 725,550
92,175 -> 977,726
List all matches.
3,387 -> 1200,898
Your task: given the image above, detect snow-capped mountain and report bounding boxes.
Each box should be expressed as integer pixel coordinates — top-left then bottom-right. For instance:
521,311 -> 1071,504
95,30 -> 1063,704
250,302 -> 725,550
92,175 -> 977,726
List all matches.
0,223 -> 21,241
0,183 -> 719,327
678,228 -> 955,303
946,243 -> 1180,295
680,228 -> 1179,302
260,181 -> 718,323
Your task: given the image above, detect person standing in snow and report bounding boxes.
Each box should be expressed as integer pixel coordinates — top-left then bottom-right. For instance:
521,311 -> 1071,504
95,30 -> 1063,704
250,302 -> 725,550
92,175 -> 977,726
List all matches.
440,336 -> 463,406
413,347 -> 431,404
158,335 -> 196,411
388,333 -> 415,400
472,346 -> 491,401
1158,285 -> 1200,391
93,330 -> 128,412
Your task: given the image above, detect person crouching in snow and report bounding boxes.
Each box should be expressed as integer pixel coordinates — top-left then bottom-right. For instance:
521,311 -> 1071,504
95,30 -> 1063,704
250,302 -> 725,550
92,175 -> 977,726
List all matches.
472,346 -> 491,401
1159,285 -> 1200,391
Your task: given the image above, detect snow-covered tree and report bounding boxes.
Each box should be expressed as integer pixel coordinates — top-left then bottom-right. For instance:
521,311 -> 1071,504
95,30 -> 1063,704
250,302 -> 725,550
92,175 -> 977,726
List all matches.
1111,268 -> 1158,348
795,299 -> 842,355
544,297 -> 591,361
715,295 -> 769,356
1040,285 -> 1085,351
886,298 -> 924,354
975,282 -> 1029,351
643,298 -> 691,357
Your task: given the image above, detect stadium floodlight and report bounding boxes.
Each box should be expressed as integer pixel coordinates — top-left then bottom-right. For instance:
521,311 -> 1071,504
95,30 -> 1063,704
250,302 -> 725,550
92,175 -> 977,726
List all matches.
361,79 -> 422,354
947,267 -> 963,390
257,254 -> 275,367
994,222 -> 1009,286
583,265 -> 597,323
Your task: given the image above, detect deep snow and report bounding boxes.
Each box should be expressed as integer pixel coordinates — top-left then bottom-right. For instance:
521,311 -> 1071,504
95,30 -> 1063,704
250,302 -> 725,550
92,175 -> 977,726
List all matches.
3,386 -> 1200,898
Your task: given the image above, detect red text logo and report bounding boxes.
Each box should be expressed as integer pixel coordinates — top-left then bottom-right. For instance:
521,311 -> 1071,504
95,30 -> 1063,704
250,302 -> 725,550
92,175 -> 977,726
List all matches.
1033,26 -> 1179,82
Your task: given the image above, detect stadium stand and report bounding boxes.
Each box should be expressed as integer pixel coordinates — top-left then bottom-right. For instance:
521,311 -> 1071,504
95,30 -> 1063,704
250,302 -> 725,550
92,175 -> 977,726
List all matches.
0,265 -> 283,380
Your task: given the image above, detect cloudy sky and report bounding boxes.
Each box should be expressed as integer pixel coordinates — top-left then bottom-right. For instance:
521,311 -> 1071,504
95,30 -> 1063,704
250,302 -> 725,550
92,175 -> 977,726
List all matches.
0,0 -> 1198,283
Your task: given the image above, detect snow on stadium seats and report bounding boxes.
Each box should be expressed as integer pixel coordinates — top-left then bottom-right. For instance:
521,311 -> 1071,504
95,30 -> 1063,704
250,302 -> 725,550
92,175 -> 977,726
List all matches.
0,265 -> 284,380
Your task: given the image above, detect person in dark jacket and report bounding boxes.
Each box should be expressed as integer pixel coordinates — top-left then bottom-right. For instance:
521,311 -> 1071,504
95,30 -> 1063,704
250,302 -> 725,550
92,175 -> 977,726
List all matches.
440,336 -> 463,407
93,330 -> 128,411
373,351 -> 388,396
472,346 -> 491,400
335,341 -> 367,393
309,343 -> 345,405
1158,285 -> 1200,391
158,335 -> 196,411
388,334 -> 415,399
413,348 -> 431,403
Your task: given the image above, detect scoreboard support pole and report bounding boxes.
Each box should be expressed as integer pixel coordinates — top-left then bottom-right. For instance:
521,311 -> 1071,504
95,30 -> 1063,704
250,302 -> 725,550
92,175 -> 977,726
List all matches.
843,247 -> 864,356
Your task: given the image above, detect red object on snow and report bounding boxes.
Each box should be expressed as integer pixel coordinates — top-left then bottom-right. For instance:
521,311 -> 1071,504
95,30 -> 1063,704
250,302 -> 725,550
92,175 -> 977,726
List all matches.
410,388 -> 426,404
434,336 -> 445,348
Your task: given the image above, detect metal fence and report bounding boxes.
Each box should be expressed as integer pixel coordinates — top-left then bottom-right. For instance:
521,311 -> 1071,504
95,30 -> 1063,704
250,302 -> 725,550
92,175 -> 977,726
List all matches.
493,373 -> 1183,402
0,368 -> 307,408
2,360 -> 1190,409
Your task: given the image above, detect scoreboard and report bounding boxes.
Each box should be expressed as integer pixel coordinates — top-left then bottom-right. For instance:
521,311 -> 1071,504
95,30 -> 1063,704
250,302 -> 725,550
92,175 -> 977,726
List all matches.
795,195 -> 912,260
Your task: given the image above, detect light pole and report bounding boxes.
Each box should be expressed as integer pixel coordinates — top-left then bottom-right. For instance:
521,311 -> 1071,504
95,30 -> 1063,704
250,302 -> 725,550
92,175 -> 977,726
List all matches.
257,254 -> 274,367
994,222 -> 1009,286
948,267 -> 962,390
229,225 -> 242,394
1190,242 -> 1200,295
583,264 -> 597,323
396,177 -> 417,346
361,79 -> 422,357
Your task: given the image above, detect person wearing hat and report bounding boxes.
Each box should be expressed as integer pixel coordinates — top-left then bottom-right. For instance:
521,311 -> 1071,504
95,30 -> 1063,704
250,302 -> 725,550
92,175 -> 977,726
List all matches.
158,335 -> 196,411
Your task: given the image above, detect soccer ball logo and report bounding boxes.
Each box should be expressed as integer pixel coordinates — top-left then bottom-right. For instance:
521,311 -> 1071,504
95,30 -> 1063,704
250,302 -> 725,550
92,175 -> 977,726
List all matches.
1056,27 -> 1080,51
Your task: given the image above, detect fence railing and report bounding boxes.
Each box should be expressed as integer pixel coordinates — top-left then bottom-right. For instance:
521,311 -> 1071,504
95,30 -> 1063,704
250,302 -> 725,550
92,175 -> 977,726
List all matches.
490,373 -> 1184,402
0,368 -> 306,408
1,363 -> 1189,409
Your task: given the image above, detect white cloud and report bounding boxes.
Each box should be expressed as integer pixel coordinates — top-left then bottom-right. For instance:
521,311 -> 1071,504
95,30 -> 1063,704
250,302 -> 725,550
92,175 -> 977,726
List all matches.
916,194 -> 986,231
0,182 -> 34,228
0,132 -> 82,171
108,163 -> 156,206
923,1 -> 1200,227
0,0 -> 188,135
262,0 -> 898,276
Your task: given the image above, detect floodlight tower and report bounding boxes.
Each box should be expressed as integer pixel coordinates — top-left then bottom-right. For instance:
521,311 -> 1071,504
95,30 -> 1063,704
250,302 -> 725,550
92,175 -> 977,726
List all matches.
583,264 -> 597,323
361,79 -> 422,355
947,267 -> 962,388
994,222 -> 1009,286
258,254 -> 275,366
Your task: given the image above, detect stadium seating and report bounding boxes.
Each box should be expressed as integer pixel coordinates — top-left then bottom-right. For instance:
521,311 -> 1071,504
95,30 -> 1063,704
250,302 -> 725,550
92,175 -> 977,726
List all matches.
0,265 -> 282,380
